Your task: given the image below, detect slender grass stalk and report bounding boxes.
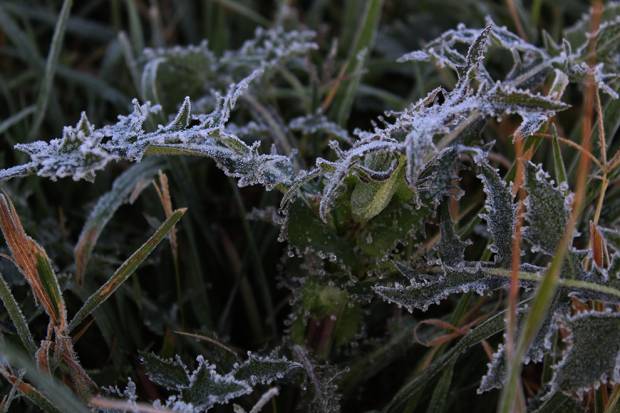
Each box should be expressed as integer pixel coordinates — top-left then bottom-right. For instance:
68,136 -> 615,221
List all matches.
0,273 -> 37,355
69,209 -> 186,332
29,0 -> 73,138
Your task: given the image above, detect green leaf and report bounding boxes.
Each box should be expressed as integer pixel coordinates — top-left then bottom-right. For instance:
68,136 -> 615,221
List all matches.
551,125 -> 568,184
68,208 -> 186,332
232,352 -> 302,386
331,0 -> 384,125
374,264 -> 506,312
74,157 -> 164,283
183,357 -> 251,409
475,155 -> 515,266
141,352 -> 190,390
549,311 -> 620,397
29,0 -> 73,138
524,162 -> 572,255
425,359 -> 455,413
286,200 -> 355,266
357,198 -> 428,258
351,155 -> 404,222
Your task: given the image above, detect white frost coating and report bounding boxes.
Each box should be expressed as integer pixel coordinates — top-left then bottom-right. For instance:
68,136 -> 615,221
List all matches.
373,263 -> 507,312
3,28 -> 318,186
289,113 -> 351,144
232,351 -> 302,386
545,310 -> 620,400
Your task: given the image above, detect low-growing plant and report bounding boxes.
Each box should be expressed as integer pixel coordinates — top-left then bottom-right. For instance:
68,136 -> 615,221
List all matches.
0,1 -> 619,412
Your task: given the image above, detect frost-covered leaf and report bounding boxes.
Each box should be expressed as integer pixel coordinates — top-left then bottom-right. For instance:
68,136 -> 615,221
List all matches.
415,146 -> 462,207
285,200 -> 355,266
3,76 -> 296,191
373,264 -> 506,312
357,198 -> 429,258
289,114 -> 351,143
398,19 -> 539,70
478,292 -> 568,394
141,352 -> 190,390
548,311 -> 620,398
140,27 -> 317,112
318,140 -> 402,223
484,85 -> 570,137
232,352 -> 301,386
220,27 -> 317,71
1,27 -> 318,188
183,356 -> 252,409
14,111 -> 118,182
141,41 -> 215,112
475,155 -> 515,266
524,162 -> 573,255
437,209 -> 470,267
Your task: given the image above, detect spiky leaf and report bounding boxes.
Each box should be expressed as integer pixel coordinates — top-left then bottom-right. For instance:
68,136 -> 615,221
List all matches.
524,162 -> 572,255
549,311 -> 620,397
141,352 -> 190,390
232,352 -> 301,386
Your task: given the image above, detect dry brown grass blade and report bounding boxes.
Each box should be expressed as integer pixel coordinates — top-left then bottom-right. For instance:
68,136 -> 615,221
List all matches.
0,193 -> 66,330
153,171 -> 178,262
89,396 -> 174,412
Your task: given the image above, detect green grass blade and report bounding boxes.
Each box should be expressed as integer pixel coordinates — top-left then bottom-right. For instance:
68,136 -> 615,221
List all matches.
551,125 -> 568,184
211,0 -> 269,26
0,105 -> 35,136
28,0 -> 73,138
74,158 -> 164,283
0,273 -> 37,355
124,0 -> 144,53
385,304 -> 514,413
68,208 -> 187,332
425,360 -> 455,413
330,0 -> 384,125
497,247 -> 569,413
0,5 -> 41,65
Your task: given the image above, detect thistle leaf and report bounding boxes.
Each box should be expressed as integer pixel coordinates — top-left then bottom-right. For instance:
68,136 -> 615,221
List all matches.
373,264 -> 506,312
285,200 -> 355,266
548,311 -> 620,398
232,352 -> 302,386
141,352 -> 190,390
475,155 -> 515,266
183,356 -> 251,409
523,162 -> 573,255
